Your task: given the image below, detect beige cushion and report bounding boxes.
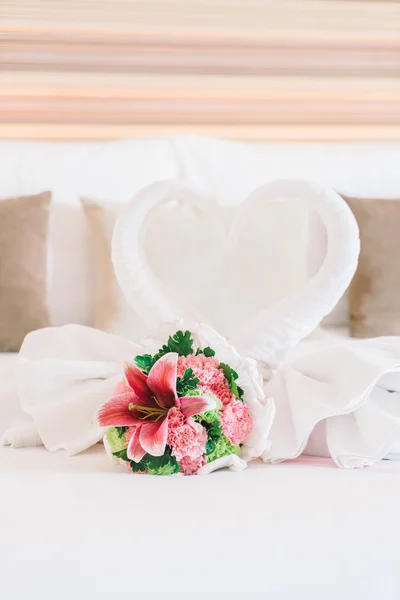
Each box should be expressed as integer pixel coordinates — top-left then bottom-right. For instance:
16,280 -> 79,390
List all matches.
0,192 -> 51,351
345,195 -> 400,338
81,198 -> 147,340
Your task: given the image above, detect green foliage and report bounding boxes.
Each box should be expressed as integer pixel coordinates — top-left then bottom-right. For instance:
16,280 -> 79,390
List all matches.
131,447 -> 180,475
115,426 -> 128,438
195,409 -> 223,457
195,409 -> 240,461
134,330 -> 196,375
206,435 -> 240,463
166,330 -> 194,356
197,410 -> 221,434
116,447 -> 180,475
219,362 -> 244,401
176,368 -> 199,397
106,427 -> 127,454
203,347 -> 215,357
196,346 -> 215,357
112,448 -> 129,461
134,354 -> 154,375
130,460 -> 147,473
152,344 -> 172,364
145,451 -> 180,475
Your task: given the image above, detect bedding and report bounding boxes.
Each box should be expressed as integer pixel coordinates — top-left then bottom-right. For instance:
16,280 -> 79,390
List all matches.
0,327 -> 350,452
0,353 -> 25,430
0,444 -> 399,600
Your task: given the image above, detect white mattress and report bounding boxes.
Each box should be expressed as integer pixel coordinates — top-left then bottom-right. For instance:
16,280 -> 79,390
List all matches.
1,444 -> 399,600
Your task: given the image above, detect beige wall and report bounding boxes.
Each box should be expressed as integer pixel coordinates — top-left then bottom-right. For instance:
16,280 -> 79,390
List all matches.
1,0 -> 399,141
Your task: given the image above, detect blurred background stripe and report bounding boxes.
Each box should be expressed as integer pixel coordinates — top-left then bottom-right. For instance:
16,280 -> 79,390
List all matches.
0,0 -> 399,140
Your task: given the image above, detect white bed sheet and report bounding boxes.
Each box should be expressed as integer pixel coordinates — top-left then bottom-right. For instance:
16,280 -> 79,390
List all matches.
1,444 -> 399,600
0,353 -> 22,430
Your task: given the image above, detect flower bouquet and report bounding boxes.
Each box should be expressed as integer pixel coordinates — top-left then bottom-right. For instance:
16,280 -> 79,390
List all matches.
97,324 -> 274,475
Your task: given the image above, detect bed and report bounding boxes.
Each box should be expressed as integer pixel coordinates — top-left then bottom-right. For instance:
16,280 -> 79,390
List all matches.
2,5 -> 400,596
1,327 -> 400,600
1,444 -> 399,600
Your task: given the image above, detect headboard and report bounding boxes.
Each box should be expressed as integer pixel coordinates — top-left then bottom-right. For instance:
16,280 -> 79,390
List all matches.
1,0 -> 399,142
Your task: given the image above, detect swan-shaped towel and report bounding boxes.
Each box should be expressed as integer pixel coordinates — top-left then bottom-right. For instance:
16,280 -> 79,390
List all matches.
3,178 -> 400,467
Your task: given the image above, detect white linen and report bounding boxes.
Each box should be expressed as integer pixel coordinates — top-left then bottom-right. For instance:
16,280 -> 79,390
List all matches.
266,336 -> 400,467
0,353 -> 38,446
1,445 -> 399,600
6,325 -> 142,454
5,321 -> 400,469
3,322 -> 274,466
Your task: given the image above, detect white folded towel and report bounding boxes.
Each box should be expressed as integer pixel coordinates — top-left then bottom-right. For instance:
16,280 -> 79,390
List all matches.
264,336 -> 400,467
1,325 -> 141,455
3,324 -> 400,470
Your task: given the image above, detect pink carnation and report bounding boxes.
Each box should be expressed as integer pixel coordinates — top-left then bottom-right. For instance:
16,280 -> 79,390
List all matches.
177,355 -> 234,406
179,455 -> 206,476
167,407 -> 207,461
221,398 -> 252,445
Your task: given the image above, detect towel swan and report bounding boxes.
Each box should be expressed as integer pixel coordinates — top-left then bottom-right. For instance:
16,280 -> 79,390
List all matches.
112,179 -> 400,467
112,179 -> 360,374
4,178 -> 400,468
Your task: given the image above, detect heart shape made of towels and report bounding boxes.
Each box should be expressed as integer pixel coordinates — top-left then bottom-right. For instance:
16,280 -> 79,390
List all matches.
112,179 -> 360,371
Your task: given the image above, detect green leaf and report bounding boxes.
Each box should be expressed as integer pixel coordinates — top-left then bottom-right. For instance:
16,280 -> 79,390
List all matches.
115,426 -> 128,438
166,330 -> 194,356
220,362 -> 239,382
141,448 -> 180,475
219,362 -> 244,401
134,354 -> 154,375
135,331 -> 196,378
206,435 -> 240,463
176,368 -> 200,397
112,448 -> 129,461
205,439 -> 215,454
130,460 -> 147,473
196,346 -> 215,357
203,346 -> 215,357
195,409 -> 222,440
106,428 -> 128,454
152,344 -> 171,363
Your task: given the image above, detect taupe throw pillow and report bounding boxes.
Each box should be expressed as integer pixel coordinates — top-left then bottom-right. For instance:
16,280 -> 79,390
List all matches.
0,192 -> 51,351
344,195 -> 400,338
81,197 -> 149,340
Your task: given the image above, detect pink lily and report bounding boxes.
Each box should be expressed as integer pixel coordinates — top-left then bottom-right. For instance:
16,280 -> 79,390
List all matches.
97,352 -> 215,462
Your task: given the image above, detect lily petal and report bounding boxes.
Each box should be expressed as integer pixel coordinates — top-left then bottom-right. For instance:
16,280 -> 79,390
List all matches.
97,392 -> 142,427
127,427 -> 147,463
147,352 -> 178,409
180,395 -> 216,419
124,363 -> 155,406
139,417 -> 169,457
114,380 -> 131,395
